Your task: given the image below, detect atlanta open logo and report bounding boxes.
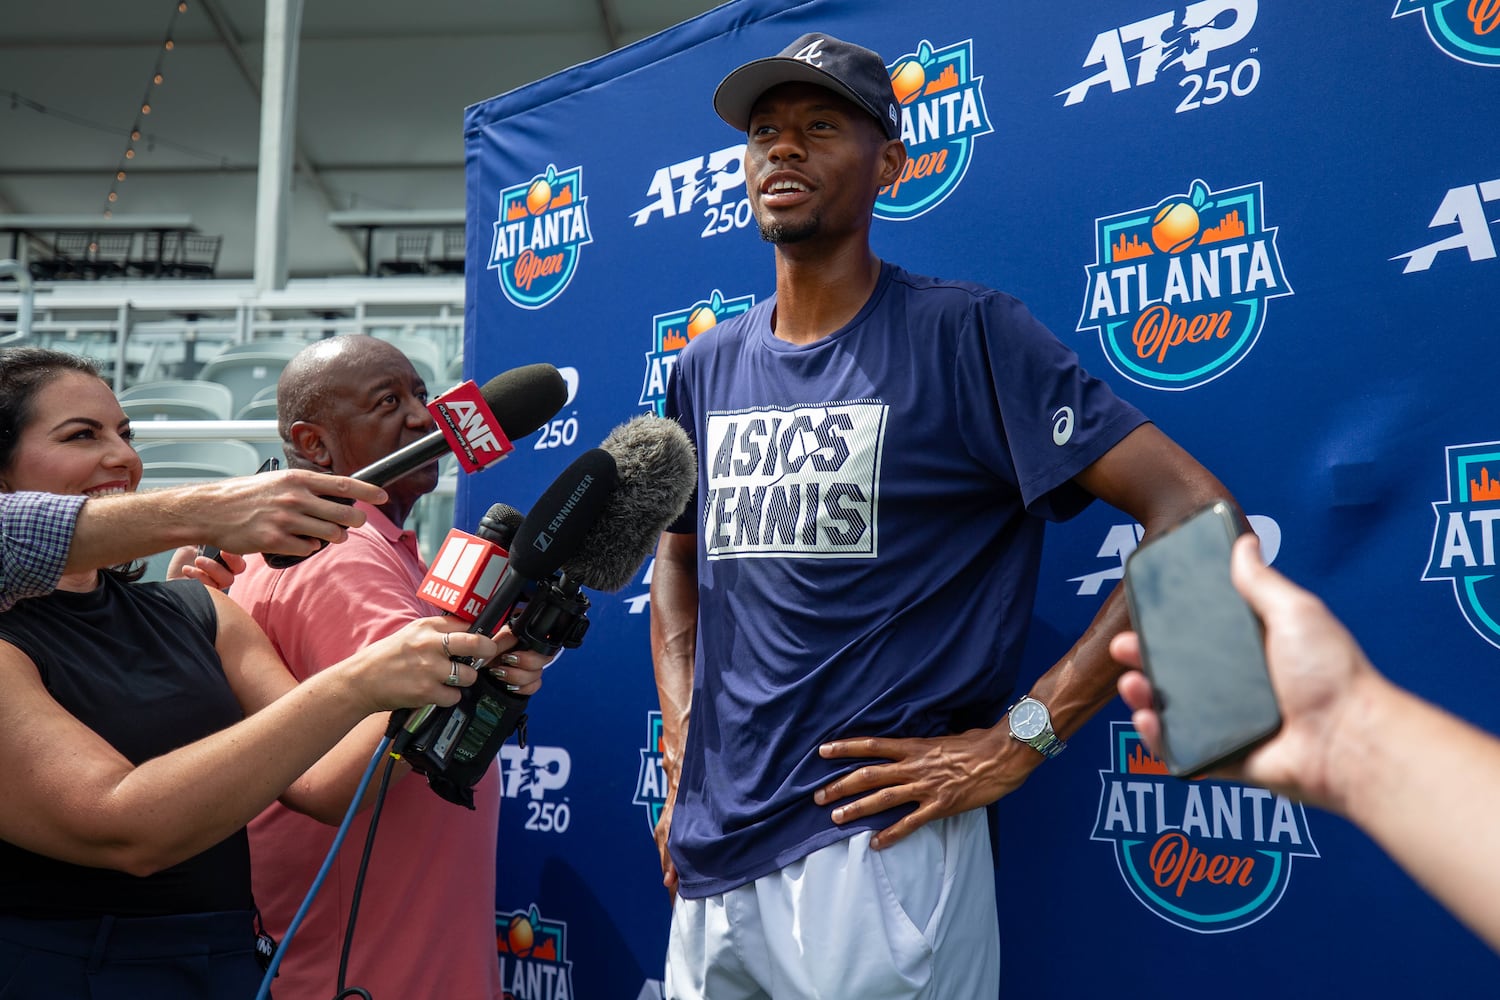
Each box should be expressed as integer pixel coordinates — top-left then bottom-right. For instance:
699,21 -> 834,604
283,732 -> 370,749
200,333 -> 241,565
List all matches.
1423,441 -> 1500,649
875,38 -> 992,220
495,903 -> 575,999
1092,722 -> 1319,933
1393,0 -> 1500,67
487,164 -> 593,310
633,710 -> 667,833
1077,178 -> 1291,391
639,290 -> 754,417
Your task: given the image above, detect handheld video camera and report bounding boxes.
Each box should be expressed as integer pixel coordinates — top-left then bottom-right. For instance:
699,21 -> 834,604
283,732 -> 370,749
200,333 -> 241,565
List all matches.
400,536 -> 591,809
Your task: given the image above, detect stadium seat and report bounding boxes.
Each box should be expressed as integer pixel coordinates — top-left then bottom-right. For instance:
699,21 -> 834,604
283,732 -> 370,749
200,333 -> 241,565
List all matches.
233,385 -> 284,468
198,340 -> 304,417
235,383 -> 280,421
84,233 -> 134,280
173,234 -> 223,279
431,228 -> 465,274
127,231 -> 182,278
378,335 -> 445,389
378,231 -> 432,276
135,439 -> 265,480
31,232 -> 93,281
118,379 -> 234,423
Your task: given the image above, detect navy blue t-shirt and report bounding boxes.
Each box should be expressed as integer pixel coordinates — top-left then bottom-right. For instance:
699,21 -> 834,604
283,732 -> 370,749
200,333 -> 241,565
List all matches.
663,262 -> 1148,898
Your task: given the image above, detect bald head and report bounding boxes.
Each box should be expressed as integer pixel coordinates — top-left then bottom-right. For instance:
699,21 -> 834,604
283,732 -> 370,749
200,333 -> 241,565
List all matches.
275,335 -> 437,524
278,336 -> 404,445
277,334 -> 431,472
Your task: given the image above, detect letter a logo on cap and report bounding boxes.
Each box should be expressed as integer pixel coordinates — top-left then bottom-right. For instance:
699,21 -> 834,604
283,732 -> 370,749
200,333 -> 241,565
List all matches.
792,39 -> 825,66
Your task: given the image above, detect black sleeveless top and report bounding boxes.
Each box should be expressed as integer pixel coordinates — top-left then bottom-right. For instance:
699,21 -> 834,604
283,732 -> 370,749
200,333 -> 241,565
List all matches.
0,575 -> 253,918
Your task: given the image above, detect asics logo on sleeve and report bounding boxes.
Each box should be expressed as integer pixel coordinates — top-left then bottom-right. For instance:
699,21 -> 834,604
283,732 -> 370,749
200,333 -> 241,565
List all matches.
1053,406 -> 1076,446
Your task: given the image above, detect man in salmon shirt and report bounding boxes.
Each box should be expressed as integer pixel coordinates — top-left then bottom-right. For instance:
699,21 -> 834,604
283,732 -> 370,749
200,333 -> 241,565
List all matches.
232,335 -> 551,1000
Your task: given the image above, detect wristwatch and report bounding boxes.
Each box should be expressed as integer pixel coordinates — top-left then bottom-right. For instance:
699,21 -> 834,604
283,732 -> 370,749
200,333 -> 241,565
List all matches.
1007,696 -> 1066,759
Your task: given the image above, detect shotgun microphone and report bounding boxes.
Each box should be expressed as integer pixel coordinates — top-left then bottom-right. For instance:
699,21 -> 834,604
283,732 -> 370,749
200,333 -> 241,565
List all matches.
396,416 -> 696,807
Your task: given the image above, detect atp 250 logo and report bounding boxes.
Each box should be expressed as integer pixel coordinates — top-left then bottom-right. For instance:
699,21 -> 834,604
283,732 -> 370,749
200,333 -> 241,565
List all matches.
1424,442 -> 1500,649
874,38 -> 992,220
1393,0 -> 1500,66
1092,722 -> 1319,933
1077,178 -> 1291,391
487,164 -> 593,310
1393,177 -> 1500,272
1058,0 -> 1262,114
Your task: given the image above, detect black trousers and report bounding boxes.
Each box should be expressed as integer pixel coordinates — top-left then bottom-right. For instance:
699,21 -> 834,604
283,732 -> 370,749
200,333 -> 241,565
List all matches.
0,909 -> 264,999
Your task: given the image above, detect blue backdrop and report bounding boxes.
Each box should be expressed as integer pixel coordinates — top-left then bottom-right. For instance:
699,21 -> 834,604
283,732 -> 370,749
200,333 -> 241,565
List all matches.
457,1 -> 1500,995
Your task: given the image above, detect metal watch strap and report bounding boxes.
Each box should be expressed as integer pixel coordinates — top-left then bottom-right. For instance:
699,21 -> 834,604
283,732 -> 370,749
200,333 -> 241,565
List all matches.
1025,729 -> 1066,759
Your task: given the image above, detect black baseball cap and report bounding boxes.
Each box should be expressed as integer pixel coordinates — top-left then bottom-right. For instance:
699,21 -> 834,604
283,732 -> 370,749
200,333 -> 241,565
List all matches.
713,33 -> 901,141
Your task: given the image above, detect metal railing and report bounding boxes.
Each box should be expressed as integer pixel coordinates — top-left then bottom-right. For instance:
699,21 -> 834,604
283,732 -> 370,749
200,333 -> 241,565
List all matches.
0,275 -> 465,390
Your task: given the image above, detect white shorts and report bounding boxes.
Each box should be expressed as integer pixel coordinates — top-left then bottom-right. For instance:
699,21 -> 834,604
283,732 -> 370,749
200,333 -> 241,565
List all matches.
665,808 -> 1000,1000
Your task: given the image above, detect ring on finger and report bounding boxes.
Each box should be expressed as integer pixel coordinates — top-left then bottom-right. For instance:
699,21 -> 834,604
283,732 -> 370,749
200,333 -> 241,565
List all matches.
445,660 -> 463,687
441,633 -> 453,659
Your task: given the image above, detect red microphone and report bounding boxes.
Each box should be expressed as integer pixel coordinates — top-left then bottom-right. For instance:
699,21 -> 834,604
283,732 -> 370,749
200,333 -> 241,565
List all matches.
426,380 -> 512,474
263,365 -> 566,569
354,370 -> 559,485
419,528 -> 510,621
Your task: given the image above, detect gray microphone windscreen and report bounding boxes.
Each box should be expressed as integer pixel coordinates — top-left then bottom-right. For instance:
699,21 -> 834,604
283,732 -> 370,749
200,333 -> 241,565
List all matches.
564,414 -> 697,592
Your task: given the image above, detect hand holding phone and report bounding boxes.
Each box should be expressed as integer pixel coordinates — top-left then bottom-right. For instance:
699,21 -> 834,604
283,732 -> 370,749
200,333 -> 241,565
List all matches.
1122,500 -> 1280,778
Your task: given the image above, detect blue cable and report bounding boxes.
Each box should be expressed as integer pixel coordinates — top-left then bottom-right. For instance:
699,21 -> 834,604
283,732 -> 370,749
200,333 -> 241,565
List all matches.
254,735 -> 394,1000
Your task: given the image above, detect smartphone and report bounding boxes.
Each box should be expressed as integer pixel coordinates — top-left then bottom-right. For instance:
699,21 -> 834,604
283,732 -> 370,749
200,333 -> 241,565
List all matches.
1122,500 -> 1280,778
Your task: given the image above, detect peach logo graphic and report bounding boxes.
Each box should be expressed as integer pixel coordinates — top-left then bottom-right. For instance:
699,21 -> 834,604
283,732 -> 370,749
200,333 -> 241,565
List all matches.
1078,178 -> 1291,391
874,39 -> 992,221
487,164 -> 593,310
1393,0 -> 1500,66
639,289 -> 754,416
1092,722 -> 1319,933
495,904 -> 574,999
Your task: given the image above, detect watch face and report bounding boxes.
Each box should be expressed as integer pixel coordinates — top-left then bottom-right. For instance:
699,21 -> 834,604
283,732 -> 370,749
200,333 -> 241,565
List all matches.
1010,699 -> 1047,741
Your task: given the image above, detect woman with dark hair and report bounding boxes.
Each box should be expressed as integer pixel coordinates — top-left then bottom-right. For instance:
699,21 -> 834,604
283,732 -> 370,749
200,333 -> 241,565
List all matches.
0,348 -> 500,998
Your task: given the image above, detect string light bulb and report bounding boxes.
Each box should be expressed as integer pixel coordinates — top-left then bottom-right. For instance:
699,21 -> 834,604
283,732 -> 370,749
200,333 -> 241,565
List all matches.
104,1 -> 186,216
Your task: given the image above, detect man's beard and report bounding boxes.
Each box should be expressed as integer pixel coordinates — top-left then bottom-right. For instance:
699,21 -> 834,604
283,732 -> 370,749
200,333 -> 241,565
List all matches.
757,212 -> 820,245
